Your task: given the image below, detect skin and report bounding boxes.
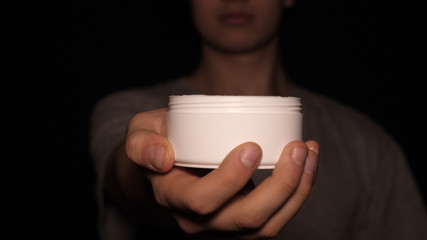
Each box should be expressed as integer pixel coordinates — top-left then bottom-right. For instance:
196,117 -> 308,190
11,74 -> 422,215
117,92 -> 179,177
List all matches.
105,0 -> 320,238
122,109 -> 319,238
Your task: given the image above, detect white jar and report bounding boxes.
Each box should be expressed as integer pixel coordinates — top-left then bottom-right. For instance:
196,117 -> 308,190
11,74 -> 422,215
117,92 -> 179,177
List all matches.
167,95 -> 303,169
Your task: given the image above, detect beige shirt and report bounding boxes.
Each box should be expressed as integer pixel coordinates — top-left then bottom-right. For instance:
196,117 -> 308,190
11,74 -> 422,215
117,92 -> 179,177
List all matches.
90,78 -> 427,239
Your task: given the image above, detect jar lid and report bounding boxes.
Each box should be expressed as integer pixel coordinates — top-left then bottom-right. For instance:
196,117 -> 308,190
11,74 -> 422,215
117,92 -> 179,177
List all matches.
168,95 -> 301,114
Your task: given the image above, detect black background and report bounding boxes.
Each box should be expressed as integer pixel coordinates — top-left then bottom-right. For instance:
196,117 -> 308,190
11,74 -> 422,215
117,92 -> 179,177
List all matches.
3,0 -> 426,239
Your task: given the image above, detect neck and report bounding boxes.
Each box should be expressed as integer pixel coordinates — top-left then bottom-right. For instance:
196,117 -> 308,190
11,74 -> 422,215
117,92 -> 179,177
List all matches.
189,38 -> 289,96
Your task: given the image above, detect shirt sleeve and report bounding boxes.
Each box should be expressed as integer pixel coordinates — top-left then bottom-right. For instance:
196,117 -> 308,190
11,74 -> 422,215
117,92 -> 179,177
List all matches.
89,88 -> 170,239
89,91 -> 138,239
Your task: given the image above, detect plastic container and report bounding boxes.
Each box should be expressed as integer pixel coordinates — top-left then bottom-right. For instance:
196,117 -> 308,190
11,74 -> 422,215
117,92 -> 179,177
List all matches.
167,95 -> 303,169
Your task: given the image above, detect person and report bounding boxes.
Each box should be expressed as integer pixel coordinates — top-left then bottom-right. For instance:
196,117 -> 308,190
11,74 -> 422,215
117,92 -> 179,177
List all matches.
90,0 -> 427,239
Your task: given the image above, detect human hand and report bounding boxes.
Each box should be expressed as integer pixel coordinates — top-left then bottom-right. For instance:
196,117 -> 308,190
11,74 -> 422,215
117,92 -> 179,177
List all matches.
126,108 -> 319,238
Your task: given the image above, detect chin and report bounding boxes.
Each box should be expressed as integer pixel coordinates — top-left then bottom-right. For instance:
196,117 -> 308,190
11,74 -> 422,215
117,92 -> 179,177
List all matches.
202,30 -> 278,54
207,39 -> 274,54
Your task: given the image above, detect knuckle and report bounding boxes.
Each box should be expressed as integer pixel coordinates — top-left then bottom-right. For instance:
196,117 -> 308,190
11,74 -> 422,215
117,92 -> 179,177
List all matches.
186,193 -> 215,216
149,177 -> 170,208
234,212 -> 265,230
179,224 -> 201,235
175,217 -> 204,235
125,132 -> 143,161
292,177 -> 313,202
294,187 -> 310,201
258,226 -> 281,239
125,131 -> 139,149
221,171 -> 246,190
279,180 -> 298,195
127,112 -> 145,130
152,187 -> 168,208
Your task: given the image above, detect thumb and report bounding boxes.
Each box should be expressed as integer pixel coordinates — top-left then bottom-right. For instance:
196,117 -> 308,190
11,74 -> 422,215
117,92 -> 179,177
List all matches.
126,130 -> 175,172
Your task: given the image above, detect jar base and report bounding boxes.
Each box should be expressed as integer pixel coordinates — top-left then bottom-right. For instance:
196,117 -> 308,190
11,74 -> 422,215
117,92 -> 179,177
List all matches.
174,162 -> 275,169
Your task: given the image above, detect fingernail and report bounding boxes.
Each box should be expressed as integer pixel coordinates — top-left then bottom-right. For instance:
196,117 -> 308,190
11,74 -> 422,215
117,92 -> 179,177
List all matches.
304,152 -> 317,175
149,144 -> 164,170
291,147 -> 307,166
240,146 -> 261,168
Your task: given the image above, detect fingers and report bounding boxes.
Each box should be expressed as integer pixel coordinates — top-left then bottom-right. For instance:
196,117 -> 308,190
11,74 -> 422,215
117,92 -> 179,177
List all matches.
145,138 -> 319,237
183,142 -> 262,213
150,142 -> 262,215
249,141 -> 319,238
305,140 -> 320,183
125,109 -> 175,172
124,107 -> 321,238
197,141 -> 319,238
204,141 -> 308,231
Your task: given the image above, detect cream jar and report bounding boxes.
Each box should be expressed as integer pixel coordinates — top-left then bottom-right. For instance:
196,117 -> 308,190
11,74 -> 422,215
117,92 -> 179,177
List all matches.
167,95 -> 303,169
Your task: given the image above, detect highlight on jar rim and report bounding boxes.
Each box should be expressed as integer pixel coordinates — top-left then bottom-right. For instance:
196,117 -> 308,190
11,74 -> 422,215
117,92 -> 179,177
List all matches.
168,95 -> 302,114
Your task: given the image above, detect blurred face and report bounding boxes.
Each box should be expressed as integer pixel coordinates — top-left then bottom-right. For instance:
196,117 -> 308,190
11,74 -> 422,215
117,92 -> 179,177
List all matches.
191,0 -> 294,54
